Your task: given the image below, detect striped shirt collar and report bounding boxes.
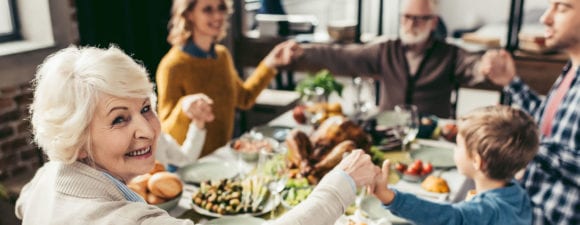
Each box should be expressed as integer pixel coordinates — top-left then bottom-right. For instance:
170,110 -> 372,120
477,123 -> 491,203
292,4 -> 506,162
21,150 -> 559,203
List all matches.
102,172 -> 145,203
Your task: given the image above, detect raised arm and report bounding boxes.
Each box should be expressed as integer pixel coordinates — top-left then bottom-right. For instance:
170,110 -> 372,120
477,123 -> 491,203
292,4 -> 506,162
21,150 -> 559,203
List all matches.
296,42 -> 385,77
480,49 -> 543,114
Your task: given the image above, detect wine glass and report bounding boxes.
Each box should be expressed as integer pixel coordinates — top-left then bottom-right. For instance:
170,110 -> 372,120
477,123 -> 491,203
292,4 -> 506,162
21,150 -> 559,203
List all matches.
394,104 -> 419,151
352,77 -> 376,121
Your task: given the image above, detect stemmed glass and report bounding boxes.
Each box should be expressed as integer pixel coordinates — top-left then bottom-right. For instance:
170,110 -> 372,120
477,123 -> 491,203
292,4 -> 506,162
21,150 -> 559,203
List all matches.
352,77 -> 376,122
394,104 -> 419,151
257,145 -> 288,217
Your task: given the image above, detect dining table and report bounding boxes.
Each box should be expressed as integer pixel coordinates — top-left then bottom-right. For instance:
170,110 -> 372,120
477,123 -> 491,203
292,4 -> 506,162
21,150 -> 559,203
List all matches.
168,110 -> 475,225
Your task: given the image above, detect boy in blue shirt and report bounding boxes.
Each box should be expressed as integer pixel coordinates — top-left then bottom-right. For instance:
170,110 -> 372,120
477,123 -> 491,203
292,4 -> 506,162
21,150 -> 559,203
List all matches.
372,105 -> 539,225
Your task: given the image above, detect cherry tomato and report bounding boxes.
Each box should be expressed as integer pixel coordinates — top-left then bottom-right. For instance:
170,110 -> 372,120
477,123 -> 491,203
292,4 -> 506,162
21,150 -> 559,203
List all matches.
422,162 -> 433,174
395,162 -> 407,173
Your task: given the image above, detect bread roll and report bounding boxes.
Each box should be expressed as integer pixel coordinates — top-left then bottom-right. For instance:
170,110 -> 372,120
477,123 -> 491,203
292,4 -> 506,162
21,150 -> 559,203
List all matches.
146,192 -> 167,205
127,183 -> 147,200
129,173 -> 152,191
149,161 -> 166,174
147,172 -> 183,199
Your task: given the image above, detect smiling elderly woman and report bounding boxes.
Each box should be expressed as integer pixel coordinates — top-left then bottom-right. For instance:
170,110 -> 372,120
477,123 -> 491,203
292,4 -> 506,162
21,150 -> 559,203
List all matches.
14,45 -> 379,225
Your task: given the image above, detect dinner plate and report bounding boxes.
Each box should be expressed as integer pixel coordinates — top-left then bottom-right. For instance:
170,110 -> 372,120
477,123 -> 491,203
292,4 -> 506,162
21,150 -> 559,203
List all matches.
191,193 -> 278,218
177,161 -> 238,185
251,125 -> 292,142
205,215 -> 266,225
410,140 -> 456,169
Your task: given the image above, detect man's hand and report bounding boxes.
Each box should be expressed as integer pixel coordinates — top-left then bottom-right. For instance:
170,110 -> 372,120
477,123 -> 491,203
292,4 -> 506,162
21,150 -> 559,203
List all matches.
263,40 -> 302,69
335,150 -> 380,189
181,94 -> 215,129
479,49 -> 516,86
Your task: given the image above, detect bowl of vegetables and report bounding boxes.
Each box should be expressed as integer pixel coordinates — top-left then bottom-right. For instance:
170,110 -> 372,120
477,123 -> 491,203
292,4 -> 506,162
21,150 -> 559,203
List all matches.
281,178 -> 313,209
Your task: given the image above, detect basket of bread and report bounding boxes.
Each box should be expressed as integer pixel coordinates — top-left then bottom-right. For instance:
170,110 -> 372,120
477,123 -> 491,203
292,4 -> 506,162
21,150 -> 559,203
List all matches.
128,161 -> 183,211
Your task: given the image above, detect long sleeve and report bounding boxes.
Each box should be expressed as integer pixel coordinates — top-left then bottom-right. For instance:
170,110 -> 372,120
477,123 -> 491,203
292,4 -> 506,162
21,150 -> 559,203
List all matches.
453,48 -> 485,86
156,55 -> 192,145
155,122 -> 206,167
271,171 -> 356,225
226,49 -> 277,109
504,76 -> 544,116
300,42 -> 384,77
384,185 -> 532,225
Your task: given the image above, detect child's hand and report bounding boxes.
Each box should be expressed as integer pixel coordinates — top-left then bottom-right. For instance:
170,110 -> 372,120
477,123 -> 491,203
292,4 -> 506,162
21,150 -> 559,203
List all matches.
181,94 -> 215,129
371,160 -> 396,205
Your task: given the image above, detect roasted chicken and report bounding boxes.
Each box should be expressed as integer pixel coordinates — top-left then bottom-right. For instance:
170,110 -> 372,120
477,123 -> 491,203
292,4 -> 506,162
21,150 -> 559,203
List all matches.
285,116 -> 372,184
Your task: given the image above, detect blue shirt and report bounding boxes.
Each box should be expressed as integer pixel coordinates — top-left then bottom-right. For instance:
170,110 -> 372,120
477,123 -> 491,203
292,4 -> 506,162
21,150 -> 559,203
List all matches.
507,63 -> 580,224
384,181 -> 532,225
182,41 -> 216,59
102,172 -> 145,203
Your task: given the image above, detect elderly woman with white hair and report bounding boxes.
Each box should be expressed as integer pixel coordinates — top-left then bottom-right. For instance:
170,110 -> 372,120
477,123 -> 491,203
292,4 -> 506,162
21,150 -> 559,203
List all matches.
15,45 -> 379,225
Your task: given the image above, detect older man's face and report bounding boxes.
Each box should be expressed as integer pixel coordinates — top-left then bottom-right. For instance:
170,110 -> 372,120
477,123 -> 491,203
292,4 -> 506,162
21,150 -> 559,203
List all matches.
399,0 -> 438,45
541,0 -> 580,51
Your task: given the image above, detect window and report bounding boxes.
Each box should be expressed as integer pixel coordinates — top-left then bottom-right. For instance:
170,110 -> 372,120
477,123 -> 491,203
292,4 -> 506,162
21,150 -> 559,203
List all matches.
0,0 -> 20,42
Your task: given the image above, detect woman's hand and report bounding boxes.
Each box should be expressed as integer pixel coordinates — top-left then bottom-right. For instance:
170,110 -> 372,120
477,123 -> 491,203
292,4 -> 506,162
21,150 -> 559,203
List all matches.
263,40 -> 303,69
371,160 -> 396,205
335,150 -> 380,189
181,94 -> 215,129
479,49 -> 516,86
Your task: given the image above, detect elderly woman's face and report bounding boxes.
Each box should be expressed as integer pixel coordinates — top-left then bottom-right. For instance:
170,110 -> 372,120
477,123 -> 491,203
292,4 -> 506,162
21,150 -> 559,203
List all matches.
88,94 -> 160,182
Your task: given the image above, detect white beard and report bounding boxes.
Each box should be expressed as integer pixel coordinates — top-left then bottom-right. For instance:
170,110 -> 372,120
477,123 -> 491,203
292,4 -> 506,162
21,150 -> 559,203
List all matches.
400,27 -> 431,45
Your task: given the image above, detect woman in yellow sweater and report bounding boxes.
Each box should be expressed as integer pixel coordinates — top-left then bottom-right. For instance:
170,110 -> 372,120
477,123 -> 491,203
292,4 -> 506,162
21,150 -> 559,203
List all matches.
156,0 -> 297,157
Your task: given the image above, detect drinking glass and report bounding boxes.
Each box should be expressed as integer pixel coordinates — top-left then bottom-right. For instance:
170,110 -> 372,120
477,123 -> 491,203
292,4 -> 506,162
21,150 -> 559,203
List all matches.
352,77 -> 376,121
257,145 -> 288,216
394,104 -> 419,151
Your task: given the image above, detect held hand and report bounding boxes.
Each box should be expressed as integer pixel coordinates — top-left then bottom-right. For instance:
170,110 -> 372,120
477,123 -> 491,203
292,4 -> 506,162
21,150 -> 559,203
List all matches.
371,160 -> 395,205
181,94 -> 215,128
335,150 -> 380,188
263,40 -> 302,68
479,49 -> 516,86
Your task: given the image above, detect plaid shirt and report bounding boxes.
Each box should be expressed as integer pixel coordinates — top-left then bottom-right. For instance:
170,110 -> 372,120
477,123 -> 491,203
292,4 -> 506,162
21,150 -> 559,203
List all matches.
505,62 -> 580,225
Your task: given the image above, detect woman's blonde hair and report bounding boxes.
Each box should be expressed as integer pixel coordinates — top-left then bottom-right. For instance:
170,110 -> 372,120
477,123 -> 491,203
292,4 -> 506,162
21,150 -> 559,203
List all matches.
458,105 -> 539,181
30,45 -> 154,163
167,0 -> 233,46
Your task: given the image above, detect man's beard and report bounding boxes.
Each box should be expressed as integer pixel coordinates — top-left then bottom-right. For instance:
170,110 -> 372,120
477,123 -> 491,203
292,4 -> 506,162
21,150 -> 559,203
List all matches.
400,27 -> 431,45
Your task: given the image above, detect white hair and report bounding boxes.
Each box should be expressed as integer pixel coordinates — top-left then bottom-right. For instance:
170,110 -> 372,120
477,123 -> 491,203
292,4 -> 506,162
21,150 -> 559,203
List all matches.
30,45 -> 154,163
401,0 -> 439,15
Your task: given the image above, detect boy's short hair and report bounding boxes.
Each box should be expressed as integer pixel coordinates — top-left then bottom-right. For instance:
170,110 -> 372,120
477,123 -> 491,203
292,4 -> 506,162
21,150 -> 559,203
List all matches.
458,105 -> 539,181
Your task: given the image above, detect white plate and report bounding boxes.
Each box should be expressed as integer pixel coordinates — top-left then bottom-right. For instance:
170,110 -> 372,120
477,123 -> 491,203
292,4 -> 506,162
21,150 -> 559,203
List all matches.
177,161 -> 238,185
411,140 -> 456,169
205,215 -> 266,225
251,125 -> 292,142
192,193 -> 278,218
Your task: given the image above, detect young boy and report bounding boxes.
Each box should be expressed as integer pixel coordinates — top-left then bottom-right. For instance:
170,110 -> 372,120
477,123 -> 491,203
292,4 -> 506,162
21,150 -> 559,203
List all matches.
371,105 -> 539,225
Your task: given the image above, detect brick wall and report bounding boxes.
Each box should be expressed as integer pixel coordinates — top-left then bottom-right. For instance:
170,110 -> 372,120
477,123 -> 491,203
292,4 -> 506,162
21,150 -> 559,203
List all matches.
0,84 -> 42,182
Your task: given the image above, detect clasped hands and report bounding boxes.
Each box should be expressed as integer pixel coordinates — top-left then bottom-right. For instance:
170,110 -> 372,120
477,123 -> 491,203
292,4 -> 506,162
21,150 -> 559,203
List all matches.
336,150 -> 397,205
181,93 -> 215,129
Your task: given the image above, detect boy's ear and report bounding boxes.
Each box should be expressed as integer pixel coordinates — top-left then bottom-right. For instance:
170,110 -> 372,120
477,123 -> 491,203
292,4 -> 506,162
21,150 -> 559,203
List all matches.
472,154 -> 483,171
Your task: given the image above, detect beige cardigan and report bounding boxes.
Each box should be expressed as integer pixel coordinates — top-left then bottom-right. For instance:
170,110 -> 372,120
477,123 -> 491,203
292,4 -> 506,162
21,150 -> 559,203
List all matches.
16,161 -> 355,225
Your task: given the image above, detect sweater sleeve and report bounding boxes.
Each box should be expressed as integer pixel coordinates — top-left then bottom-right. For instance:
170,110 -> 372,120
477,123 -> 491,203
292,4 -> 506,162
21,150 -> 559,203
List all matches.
453,47 -> 486,86
272,170 -> 357,225
156,58 -> 192,144
224,48 -> 277,109
299,42 -> 384,77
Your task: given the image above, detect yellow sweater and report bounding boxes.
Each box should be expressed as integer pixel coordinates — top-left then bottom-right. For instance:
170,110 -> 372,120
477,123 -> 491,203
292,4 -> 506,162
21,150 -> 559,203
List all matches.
156,45 -> 277,157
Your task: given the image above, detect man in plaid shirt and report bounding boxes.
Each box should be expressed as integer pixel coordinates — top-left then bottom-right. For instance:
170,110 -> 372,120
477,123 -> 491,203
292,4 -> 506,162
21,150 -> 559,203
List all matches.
478,1 -> 580,224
